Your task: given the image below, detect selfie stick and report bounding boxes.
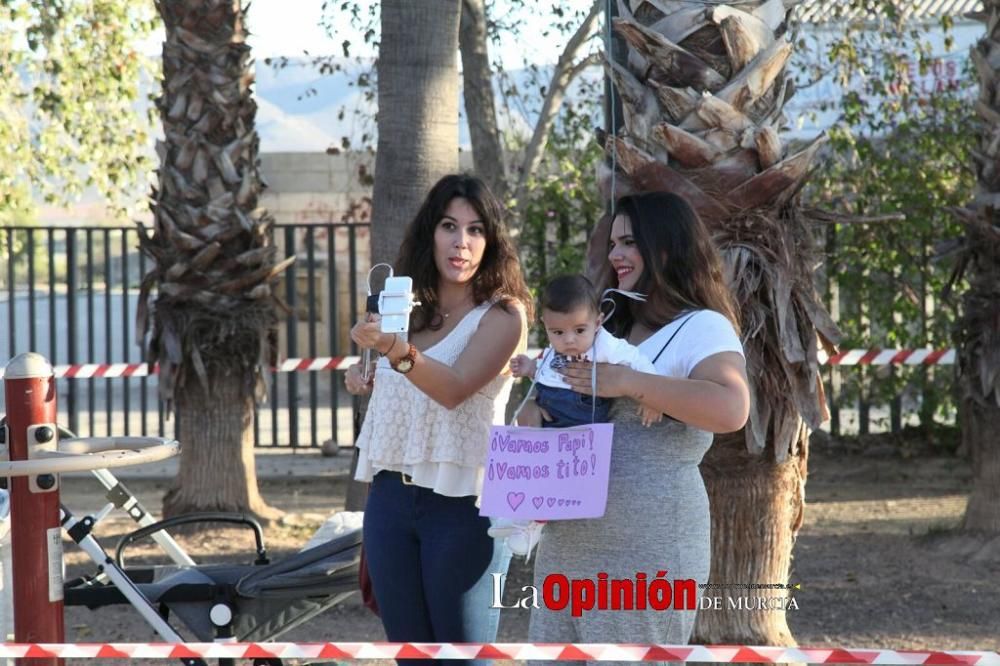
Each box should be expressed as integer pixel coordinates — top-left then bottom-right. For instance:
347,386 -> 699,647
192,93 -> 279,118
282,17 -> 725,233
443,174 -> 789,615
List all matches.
362,264 -> 394,382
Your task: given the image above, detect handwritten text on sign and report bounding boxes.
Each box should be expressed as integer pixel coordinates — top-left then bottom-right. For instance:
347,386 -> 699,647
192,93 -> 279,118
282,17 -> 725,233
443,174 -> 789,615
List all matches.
479,424 -> 614,520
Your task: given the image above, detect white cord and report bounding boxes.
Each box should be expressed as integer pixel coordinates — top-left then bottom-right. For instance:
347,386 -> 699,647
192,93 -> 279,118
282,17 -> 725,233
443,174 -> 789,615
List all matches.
362,263 -> 395,381
509,349 -> 554,426
366,263 -> 394,295
599,287 -> 647,323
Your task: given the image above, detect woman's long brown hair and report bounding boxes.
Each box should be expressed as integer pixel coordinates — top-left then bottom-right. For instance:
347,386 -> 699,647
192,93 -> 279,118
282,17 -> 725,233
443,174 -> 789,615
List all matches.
599,191 -> 740,338
394,174 -> 532,332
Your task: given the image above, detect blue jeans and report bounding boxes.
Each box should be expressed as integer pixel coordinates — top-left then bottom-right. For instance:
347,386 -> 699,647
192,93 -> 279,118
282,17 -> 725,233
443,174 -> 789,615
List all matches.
536,383 -> 611,427
363,471 -> 512,665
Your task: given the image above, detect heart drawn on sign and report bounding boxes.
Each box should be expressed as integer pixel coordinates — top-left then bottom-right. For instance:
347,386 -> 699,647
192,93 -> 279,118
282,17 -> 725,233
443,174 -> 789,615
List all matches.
507,492 -> 525,511
547,497 -> 556,508
532,496 -> 544,509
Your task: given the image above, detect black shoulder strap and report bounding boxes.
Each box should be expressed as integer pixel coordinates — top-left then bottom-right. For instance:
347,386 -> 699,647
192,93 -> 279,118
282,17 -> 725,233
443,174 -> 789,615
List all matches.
651,312 -> 698,364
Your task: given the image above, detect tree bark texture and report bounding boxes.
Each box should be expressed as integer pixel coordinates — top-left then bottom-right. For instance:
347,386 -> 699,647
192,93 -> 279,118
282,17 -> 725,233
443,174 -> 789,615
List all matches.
697,429 -> 806,643
141,0 -> 287,520
347,0 -> 463,510
370,0 -> 462,265
959,1 -> 1000,533
164,375 -> 273,518
601,0 -> 842,646
459,0 -> 508,201
960,397 -> 1000,532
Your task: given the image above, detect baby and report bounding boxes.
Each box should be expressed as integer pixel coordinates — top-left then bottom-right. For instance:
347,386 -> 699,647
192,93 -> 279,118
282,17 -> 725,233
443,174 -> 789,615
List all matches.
489,274 -> 660,557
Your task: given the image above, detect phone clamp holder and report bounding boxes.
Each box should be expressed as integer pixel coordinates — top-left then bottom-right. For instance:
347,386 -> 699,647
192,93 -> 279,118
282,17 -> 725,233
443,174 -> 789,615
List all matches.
377,284 -> 421,334
361,265 -> 421,380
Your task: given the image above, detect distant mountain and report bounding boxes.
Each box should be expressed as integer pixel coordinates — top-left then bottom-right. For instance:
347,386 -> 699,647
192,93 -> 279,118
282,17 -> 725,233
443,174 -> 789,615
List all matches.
256,95 -> 342,152
254,58 -> 375,152
245,49 -> 887,152
251,57 -> 591,152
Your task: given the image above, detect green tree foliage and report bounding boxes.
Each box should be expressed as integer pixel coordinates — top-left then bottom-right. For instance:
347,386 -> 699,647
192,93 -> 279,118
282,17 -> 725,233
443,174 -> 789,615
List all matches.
0,0 -> 157,222
519,99 -> 603,298
280,0 -> 607,351
297,1 -> 604,211
798,2 -> 975,429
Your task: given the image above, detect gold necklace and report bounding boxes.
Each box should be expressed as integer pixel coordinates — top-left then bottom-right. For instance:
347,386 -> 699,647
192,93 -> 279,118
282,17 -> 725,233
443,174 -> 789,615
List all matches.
441,298 -> 474,319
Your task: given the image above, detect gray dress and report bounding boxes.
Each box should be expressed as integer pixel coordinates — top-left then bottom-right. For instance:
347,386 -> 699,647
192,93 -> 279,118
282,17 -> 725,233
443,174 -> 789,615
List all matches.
528,398 -> 712,665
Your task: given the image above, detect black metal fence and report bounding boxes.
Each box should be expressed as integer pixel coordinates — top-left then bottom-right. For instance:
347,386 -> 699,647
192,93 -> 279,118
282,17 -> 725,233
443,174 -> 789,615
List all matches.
3,223 -> 957,441
0,224 -> 370,448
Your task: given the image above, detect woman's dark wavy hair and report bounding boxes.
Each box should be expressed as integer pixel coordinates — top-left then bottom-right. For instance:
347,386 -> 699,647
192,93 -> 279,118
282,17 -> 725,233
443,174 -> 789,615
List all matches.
394,174 -> 532,332
599,191 -> 740,337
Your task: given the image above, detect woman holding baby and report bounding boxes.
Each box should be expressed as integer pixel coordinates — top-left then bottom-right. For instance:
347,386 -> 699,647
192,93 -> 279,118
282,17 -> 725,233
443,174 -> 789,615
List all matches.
526,191 -> 750,664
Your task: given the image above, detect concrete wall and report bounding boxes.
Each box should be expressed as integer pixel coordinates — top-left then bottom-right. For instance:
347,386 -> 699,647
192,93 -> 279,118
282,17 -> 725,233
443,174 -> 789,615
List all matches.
260,152 -> 370,357
260,151 -> 376,225
259,150 -> 475,224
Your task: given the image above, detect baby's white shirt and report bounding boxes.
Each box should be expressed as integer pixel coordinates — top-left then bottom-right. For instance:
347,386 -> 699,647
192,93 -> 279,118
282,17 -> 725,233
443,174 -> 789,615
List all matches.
534,328 -> 656,390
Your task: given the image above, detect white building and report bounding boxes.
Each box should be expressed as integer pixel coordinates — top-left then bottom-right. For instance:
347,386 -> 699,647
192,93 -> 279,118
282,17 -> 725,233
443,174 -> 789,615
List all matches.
786,0 -> 982,138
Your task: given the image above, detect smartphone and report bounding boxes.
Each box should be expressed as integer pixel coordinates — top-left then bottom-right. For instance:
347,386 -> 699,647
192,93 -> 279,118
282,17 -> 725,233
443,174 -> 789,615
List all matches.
379,276 -> 414,334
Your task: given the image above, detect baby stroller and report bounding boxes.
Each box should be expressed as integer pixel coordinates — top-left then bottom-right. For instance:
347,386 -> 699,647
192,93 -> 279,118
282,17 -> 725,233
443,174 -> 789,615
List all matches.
1,421 -> 362,666
63,499 -> 363,641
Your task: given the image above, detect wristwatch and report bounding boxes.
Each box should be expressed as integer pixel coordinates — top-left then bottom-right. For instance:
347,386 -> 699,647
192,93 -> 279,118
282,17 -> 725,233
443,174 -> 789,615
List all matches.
391,343 -> 418,374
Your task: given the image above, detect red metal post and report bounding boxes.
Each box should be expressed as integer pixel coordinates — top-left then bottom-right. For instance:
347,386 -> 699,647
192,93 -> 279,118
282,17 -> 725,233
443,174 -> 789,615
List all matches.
3,353 -> 64,665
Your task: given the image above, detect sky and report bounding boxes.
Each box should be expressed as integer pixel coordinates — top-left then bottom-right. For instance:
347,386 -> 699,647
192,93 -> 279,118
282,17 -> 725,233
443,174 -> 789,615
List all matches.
126,0 -> 982,153
238,0 -> 604,152
230,0 -> 978,142
140,0 -> 348,58
143,0 -> 595,65
246,0 -> 340,58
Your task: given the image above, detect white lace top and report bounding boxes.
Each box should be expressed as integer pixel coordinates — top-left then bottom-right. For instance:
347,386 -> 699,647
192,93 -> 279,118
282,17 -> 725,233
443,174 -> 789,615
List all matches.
353,299 -> 519,497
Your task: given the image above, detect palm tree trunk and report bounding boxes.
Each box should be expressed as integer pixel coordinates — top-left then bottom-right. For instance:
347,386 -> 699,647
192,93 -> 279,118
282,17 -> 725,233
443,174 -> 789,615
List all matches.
957,2 -> 1000,533
698,430 -> 806,643
369,0 -> 462,263
168,376 -> 270,515
141,0 -> 287,521
597,0 -> 840,645
960,399 -> 1000,532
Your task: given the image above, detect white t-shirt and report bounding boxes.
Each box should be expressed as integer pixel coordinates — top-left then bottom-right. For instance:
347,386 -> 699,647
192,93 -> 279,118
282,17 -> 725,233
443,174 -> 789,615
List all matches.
636,309 -> 744,378
535,328 -> 656,389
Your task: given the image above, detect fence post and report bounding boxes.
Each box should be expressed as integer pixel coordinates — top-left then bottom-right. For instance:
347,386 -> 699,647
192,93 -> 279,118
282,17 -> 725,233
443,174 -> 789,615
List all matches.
824,222 -> 841,436
2,352 -> 65,665
859,260 -> 871,435
283,226 -> 299,448
66,229 -> 78,436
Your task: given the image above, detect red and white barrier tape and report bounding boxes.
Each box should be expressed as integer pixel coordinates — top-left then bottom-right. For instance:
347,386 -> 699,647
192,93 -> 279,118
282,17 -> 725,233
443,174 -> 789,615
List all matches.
0,359 -> 364,379
0,643 -> 994,662
0,349 -> 958,379
819,348 -> 955,366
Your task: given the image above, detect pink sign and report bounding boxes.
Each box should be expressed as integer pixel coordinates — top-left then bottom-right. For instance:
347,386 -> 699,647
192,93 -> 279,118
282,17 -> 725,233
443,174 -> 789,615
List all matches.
479,424 -> 614,520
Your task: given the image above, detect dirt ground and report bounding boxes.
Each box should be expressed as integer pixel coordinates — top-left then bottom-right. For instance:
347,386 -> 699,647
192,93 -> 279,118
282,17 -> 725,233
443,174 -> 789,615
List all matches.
51,436 -> 1000,664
